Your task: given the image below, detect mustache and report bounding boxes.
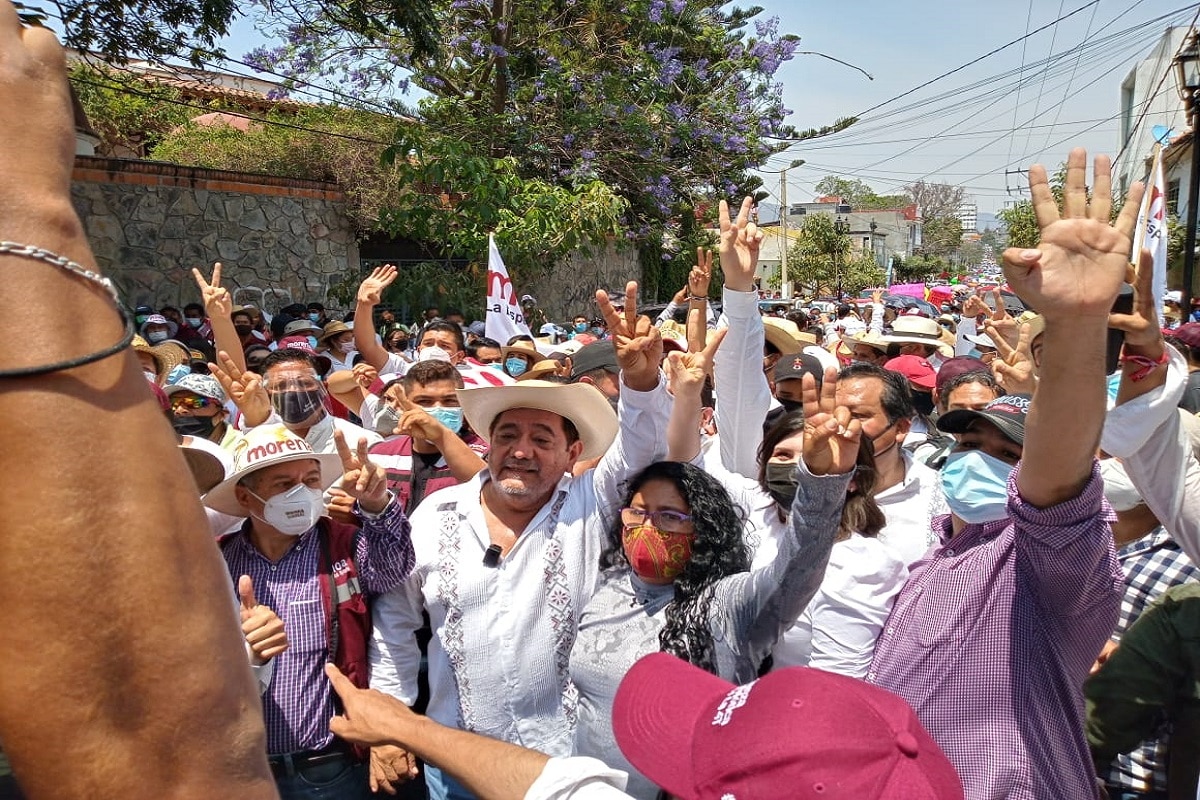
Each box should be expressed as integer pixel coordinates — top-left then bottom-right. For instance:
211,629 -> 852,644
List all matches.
500,459 -> 538,471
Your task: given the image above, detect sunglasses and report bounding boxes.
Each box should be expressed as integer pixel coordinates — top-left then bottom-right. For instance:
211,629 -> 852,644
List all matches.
620,507 -> 694,534
171,396 -> 219,410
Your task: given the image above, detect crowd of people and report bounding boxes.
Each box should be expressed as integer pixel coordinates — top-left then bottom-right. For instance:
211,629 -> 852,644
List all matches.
5,8 -> 1200,800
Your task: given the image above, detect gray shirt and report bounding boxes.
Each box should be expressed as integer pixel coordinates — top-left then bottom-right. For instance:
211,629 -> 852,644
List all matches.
569,464 -> 851,798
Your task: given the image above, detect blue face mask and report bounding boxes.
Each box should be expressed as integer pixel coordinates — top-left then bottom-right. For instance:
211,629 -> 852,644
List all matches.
574,322 -> 588,333
308,312 -> 321,323
424,406 -> 464,434
940,450 -> 1014,524
307,335 -> 319,348
505,357 -> 528,377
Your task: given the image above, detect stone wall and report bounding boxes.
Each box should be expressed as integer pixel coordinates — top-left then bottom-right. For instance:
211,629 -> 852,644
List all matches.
70,157 -> 358,311
536,241 -> 642,320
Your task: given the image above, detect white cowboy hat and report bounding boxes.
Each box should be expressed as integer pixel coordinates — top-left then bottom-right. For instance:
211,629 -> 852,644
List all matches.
203,424 -> 343,516
457,380 -> 618,460
762,317 -> 815,355
882,316 -> 954,358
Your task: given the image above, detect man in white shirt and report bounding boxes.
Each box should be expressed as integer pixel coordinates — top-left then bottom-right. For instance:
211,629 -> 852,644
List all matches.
837,362 -> 946,566
369,288 -> 672,800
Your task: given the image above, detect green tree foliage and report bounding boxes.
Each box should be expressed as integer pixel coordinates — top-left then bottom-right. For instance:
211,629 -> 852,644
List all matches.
890,253 -> 945,284
70,64 -> 192,157
996,165 -> 1068,249
813,175 -> 907,210
249,0 -> 820,299
786,213 -> 883,296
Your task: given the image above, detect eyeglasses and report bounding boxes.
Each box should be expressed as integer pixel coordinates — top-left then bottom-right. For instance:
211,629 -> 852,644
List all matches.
171,396 -> 219,410
620,507 -> 694,533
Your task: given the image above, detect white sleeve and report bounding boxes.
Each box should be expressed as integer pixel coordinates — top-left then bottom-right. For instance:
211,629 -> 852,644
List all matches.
868,302 -> 885,335
713,287 -> 770,478
368,570 -> 428,704
955,316 -> 979,356
524,757 -> 631,800
1102,349 -> 1200,561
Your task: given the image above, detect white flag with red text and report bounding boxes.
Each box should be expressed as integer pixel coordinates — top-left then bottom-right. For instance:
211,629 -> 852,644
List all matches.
1132,145 -> 1168,326
485,234 -> 532,344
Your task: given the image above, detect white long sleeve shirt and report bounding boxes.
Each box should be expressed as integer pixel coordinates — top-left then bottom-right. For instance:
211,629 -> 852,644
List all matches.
713,287 -> 772,479
368,376 -> 674,757
1101,348 -> 1200,562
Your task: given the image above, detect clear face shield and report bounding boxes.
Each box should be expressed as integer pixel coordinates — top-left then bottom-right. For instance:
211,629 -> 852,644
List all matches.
265,371 -> 328,427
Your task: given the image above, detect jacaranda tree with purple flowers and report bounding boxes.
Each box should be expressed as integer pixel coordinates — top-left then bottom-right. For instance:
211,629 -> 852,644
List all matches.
248,0 -> 829,298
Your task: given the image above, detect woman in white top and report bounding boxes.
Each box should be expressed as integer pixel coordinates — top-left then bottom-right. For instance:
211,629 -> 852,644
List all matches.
570,366 -> 858,799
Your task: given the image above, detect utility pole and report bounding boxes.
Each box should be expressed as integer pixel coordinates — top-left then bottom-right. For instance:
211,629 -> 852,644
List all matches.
780,170 -> 790,300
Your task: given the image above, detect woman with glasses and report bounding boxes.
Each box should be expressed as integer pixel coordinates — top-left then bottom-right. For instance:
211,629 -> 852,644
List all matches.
569,369 -> 861,799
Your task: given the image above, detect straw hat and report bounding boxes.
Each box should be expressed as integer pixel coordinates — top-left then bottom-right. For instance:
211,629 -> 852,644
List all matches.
150,340 -> 190,379
318,320 -> 353,343
179,438 -> 231,494
518,359 -> 563,381
840,329 -> 890,354
501,341 -> 542,364
457,380 -> 618,460
762,317 -> 815,355
882,317 -> 954,358
203,424 -> 343,516
132,334 -> 166,377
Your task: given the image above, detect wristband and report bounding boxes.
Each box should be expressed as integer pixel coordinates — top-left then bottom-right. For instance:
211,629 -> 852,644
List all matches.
1119,347 -> 1169,383
685,295 -> 708,302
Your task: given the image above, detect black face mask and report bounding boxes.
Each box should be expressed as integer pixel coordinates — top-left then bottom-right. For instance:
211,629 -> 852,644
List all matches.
778,398 -> 804,415
173,415 -> 216,439
234,324 -> 254,338
764,461 -> 799,509
913,391 -> 935,417
272,389 -> 325,426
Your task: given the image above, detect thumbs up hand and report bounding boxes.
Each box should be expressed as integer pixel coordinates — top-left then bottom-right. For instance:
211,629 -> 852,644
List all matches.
239,575 -> 288,666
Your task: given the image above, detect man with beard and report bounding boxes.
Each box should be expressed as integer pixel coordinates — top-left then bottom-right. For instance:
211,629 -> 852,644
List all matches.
368,286 -> 673,800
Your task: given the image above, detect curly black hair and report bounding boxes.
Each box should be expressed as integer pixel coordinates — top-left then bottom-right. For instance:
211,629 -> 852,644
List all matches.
601,461 -> 749,674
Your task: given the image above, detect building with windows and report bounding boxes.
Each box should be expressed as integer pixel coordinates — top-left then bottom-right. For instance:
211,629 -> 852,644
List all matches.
958,202 -> 978,233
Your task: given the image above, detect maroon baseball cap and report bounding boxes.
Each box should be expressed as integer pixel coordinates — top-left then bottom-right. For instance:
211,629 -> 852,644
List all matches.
935,356 -> 990,392
1172,322 -> 1200,349
885,354 -> 936,391
613,653 -> 963,800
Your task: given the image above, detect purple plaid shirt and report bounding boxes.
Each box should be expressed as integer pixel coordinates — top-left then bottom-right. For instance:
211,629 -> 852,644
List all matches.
868,464 -> 1122,800
222,499 -> 414,755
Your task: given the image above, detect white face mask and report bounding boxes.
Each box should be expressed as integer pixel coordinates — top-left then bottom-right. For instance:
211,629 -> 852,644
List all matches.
337,340 -> 356,355
250,482 -> 324,536
1099,458 -> 1143,512
418,345 -> 452,363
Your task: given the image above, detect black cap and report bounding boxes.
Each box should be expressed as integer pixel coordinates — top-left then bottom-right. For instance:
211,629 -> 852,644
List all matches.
773,352 -> 825,388
570,341 -> 619,380
937,394 -> 1031,445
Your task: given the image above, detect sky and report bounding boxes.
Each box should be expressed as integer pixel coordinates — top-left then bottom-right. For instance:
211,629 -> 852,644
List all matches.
214,0 -> 1199,214
755,0 -> 1199,213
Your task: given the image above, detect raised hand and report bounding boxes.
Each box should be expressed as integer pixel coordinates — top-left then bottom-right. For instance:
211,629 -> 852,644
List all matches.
688,249 -> 713,299
596,280 -> 662,392
193,262 -> 233,318
357,265 -> 398,308
390,386 -> 450,445
352,363 -> 379,391
987,321 -> 1037,395
961,291 -> 990,319
666,314 -> 727,399
1003,149 -> 1142,320
333,429 -> 390,514
718,197 -> 763,292
209,350 -> 271,426
802,367 -> 862,476
239,575 -> 288,666
871,289 -> 884,305
1108,247 -> 1161,351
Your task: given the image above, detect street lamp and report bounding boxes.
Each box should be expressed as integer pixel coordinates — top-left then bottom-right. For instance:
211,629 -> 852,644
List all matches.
833,215 -> 850,300
1174,30 -> 1200,310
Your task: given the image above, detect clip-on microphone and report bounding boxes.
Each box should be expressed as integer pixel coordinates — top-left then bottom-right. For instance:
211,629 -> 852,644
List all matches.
483,544 -> 502,568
